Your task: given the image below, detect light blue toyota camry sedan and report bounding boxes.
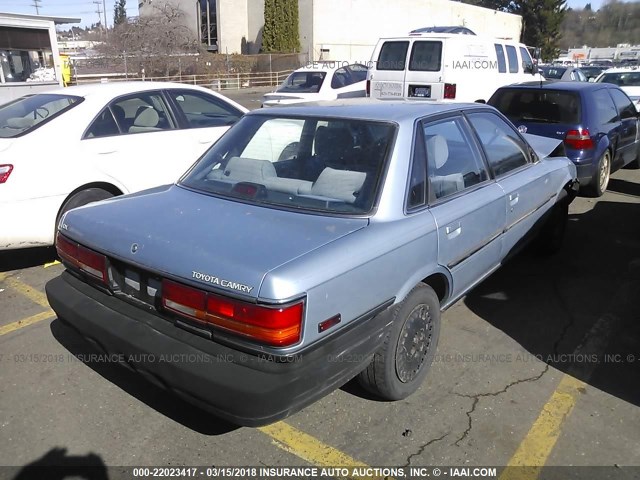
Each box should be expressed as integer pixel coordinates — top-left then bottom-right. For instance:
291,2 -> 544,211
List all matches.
46,99 -> 578,426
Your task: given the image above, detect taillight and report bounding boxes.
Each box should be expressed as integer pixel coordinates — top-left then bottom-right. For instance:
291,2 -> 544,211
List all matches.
366,79 -> 370,96
0,164 -> 13,183
444,83 -> 456,99
564,129 -> 594,150
162,279 -> 303,347
56,232 -> 108,284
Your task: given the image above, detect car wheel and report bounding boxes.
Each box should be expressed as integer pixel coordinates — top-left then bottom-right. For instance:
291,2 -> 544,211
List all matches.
586,150 -> 611,197
55,188 -> 114,242
358,283 -> 441,400
536,200 -> 568,255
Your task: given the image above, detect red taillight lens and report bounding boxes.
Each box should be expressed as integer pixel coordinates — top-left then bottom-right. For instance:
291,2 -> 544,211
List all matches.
444,83 -> 456,99
162,279 -> 303,347
564,129 -> 594,150
366,79 -> 370,96
56,232 -> 108,284
0,164 -> 13,183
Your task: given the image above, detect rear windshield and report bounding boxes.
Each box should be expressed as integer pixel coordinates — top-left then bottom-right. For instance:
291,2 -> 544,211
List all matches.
490,89 -> 581,124
540,67 -> 567,79
409,41 -> 442,71
180,115 -> 396,216
276,71 -> 326,93
598,71 -> 640,87
376,41 -> 409,71
0,94 -> 82,138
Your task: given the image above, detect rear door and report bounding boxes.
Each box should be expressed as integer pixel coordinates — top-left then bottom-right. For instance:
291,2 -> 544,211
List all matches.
370,40 -> 410,99
403,40 -> 444,99
466,110 -> 556,258
418,114 -> 506,299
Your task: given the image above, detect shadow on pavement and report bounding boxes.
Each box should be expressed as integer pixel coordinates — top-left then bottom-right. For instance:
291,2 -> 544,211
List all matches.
12,448 -> 108,480
0,247 -> 57,272
608,178 -> 640,197
465,200 -> 640,407
50,319 -> 239,436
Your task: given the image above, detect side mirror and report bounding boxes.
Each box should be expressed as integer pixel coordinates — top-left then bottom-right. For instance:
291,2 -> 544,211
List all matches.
523,62 -> 537,75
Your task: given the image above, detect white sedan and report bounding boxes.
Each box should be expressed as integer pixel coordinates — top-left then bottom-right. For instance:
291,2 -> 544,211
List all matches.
262,63 -> 368,107
595,67 -> 640,111
0,81 -> 247,250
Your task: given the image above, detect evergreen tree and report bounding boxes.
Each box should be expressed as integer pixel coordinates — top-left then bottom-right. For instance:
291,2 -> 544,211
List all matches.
262,0 -> 300,52
114,0 -> 127,26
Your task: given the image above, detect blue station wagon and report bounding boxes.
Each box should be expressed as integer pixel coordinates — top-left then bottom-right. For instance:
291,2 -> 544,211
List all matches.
489,81 -> 640,196
46,100 -> 578,426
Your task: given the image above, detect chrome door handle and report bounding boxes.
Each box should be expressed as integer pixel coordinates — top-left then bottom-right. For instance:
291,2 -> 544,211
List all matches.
445,222 -> 462,238
509,193 -> 519,206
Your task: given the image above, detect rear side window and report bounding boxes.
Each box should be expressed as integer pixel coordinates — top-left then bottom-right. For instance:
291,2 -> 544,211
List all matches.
409,41 -> 442,71
0,94 -> 82,138
592,89 -> 618,124
505,45 -> 519,73
609,88 -> 637,120
489,89 -> 581,124
376,41 -> 409,71
494,44 -> 507,73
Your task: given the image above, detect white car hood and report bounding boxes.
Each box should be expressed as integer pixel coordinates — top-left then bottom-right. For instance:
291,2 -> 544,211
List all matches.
0,139 -> 14,154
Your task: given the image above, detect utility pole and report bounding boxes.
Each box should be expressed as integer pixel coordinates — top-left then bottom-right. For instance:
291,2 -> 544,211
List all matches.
32,0 -> 42,15
93,0 -> 104,31
103,0 -> 108,30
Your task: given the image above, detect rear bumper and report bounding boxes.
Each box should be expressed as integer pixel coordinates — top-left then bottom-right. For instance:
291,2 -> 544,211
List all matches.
0,195 -> 63,250
46,271 -> 392,426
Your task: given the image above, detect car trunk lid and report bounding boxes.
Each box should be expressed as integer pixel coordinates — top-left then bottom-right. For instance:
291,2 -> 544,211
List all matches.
60,185 -> 368,300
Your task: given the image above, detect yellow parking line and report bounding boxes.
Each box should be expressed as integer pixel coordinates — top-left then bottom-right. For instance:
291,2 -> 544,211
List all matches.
499,375 -> 586,480
0,275 -> 50,309
44,260 -> 61,268
259,422 -> 379,480
0,310 -> 54,336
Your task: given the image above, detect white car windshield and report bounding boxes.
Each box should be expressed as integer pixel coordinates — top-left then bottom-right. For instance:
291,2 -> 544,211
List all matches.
598,71 -> 640,87
180,114 -> 396,215
0,94 -> 82,138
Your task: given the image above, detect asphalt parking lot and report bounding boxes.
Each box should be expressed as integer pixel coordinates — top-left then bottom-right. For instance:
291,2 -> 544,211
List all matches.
1,90 -> 639,480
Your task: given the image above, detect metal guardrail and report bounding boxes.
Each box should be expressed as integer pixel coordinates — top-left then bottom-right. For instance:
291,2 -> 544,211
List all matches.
73,69 -> 294,89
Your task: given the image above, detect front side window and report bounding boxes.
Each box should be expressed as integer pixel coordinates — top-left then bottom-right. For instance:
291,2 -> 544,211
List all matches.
376,41 -> 409,71
505,45 -> 519,73
423,116 -> 489,201
180,115 -> 396,215
0,94 -> 82,138
467,112 -> 529,176
494,44 -> 507,73
276,71 -> 326,93
409,41 -> 442,72
168,90 -> 242,128
519,46 -> 534,73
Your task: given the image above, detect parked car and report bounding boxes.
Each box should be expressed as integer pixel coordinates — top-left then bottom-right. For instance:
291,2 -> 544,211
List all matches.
0,81 -> 247,250
489,81 -> 640,196
46,100 -> 577,426
261,63 -> 367,107
367,32 -> 542,102
539,65 -> 588,82
580,65 -> 607,81
594,67 -> 640,110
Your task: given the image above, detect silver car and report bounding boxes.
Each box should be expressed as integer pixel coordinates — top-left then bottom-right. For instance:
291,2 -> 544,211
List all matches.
46,100 -> 578,426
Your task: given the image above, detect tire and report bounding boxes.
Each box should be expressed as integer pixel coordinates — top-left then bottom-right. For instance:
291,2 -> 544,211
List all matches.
584,150 -> 611,197
55,188 -> 114,242
358,283 -> 441,400
536,200 -> 569,255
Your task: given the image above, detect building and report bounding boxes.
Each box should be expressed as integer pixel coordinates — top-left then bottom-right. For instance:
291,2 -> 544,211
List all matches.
0,12 -> 79,103
563,44 -> 640,64
139,0 -> 522,60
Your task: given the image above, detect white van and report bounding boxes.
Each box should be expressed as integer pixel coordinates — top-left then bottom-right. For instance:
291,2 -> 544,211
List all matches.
367,32 -> 543,103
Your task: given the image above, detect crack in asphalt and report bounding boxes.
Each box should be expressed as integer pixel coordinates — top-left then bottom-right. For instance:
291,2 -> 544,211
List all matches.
451,364 -> 550,447
403,432 -> 450,467
550,278 -> 580,355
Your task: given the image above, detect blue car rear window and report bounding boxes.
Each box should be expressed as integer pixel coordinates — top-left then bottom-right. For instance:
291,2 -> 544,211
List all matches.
490,89 -> 581,124
180,114 -> 396,216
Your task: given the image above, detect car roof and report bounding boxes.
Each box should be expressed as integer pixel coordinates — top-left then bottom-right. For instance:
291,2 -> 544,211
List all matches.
599,67 -> 640,74
497,81 -> 608,92
292,62 -> 365,73
40,81 -> 214,99
248,98 -> 488,122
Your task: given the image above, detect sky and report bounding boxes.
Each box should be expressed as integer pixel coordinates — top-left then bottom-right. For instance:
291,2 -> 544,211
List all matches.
0,0 -> 139,28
